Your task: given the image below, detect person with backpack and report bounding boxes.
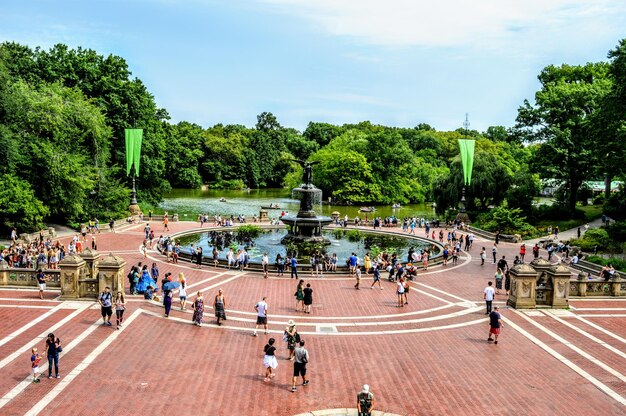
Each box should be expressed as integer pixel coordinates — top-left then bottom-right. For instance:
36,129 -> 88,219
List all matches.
98,287 -> 113,326
357,384 -> 375,416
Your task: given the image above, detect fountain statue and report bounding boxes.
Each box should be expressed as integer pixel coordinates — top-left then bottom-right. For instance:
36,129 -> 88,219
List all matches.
281,160 -> 332,245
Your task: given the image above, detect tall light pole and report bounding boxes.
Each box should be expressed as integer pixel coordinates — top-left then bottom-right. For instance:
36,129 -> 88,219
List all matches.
459,113 -> 470,214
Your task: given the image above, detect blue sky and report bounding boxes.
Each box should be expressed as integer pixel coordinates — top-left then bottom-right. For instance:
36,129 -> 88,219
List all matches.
1,0 -> 625,132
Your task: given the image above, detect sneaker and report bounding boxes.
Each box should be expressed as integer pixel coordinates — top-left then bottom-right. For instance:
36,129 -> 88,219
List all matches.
291,387 -> 297,392
487,338 -> 493,342
48,375 -> 52,379
252,332 -> 258,337
303,380 -> 310,386
55,375 -> 60,379
494,340 -> 498,345
370,286 -> 373,289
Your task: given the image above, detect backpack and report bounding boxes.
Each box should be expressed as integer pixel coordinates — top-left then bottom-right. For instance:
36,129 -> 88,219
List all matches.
358,392 -> 373,410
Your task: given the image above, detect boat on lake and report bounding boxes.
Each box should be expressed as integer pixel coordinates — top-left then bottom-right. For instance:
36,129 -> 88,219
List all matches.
359,206 -> 376,213
261,204 -> 281,209
391,204 -> 401,209
219,197 -> 227,202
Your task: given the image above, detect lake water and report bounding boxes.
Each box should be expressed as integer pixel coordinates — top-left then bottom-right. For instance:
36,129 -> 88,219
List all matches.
159,188 -> 438,220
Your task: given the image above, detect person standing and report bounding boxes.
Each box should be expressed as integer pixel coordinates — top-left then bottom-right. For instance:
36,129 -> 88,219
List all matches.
98,287 -> 113,326
497,256 -> 509,273
163,216 -> 169,232
262,252 -> 269,278
284,320 -> 299,360
519,244 -> 526,262
303,283 -> 313,314
364,253 -> 371,275
291,340 -> 310,392
480,247 -> 486,266
144,223 -> 150,240
354,266 -> 362,290
370,266 -> 383,289
36,269 -> 49,300
396,278 -> 405,307
151,263 -> 160,287
357,385 -> 375,416
31,348 -> 42,383
532,243 -> 540,259
212,247 -> 219,268
45,333 -> 61,379
214,289 -> 226,325
494,269 -> 504,295
349,253 -> 358,275
114,291 -> 125,329
488,306 -> 503,344
253,297 -> 269,336
163,286 -> 173,318
192,291 -> 204,326
263,338 -> 278,382
295,280 -> 305,312
276,254 -> 285,276
196,247 -> 203,269
484,281 -> 495,315
492,243 -> 498,264
290,256 -> 298,279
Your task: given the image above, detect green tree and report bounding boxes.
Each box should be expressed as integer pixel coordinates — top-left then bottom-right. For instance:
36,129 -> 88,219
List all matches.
515,63 -> 612,212
0,174 -> 49,233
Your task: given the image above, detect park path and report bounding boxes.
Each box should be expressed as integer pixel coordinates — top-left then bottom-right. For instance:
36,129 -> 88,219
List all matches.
524,217 -> 609,245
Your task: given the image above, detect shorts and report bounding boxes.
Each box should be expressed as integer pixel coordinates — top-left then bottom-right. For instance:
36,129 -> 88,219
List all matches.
33,366 -> 39,374
489,327 -> 501,336
256,316 -> 267,325
39,283 -> 46,291
293,361 -> 307,377
101,306 -> 113,318
180,296 -> 187,301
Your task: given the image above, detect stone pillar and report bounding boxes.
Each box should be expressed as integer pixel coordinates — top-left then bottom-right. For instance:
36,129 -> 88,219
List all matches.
610,274 -> 622,297
0,260 -> 8,286
547,264 -> 571,308
507,263 -> 538,309
80,249 -> 101,280
97,253 -> 127,295
576,273 -> 587,297
259,210 -> 268,222
59,255 -> 86,300
47,227 -> 56,238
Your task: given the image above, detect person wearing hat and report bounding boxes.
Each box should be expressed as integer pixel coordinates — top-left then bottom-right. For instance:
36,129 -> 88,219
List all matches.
357,384 -> 374,416
284,320 -> 300,360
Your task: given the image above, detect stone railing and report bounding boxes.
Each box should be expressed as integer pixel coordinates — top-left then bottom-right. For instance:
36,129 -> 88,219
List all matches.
0,265 -> 61,288
466,226 -> 521,243
569,275 -> 624,297
16,227 -> 57,244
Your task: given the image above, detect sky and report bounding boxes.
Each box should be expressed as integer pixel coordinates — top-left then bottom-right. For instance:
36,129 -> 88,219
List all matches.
1,0 -> 625,132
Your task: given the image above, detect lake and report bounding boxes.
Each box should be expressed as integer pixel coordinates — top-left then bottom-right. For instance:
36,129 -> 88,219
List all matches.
159,188 -> 438,220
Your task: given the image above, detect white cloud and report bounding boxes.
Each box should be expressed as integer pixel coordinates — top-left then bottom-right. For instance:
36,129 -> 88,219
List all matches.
260,0 -> 625,48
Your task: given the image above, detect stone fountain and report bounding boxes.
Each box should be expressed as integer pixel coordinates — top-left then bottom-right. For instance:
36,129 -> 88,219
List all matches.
281,160 -> 332,245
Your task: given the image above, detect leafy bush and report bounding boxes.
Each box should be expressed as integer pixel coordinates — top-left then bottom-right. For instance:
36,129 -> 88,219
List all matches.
212,179 -> 246,190
570,228 -> 610,251
605,221 -> 626,243
585,255 -> 626,272
237,224 -> 261,239
331,229 -> 345,239
532,204 -> 585,221
593,194 -> 605,205
346,229 -> 363,242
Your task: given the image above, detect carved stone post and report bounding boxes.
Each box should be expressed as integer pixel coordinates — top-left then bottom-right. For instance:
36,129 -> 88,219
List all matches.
97,254 -> 127,295
547,264 -> 571,308
80,249 -> 101,280
0,260 -> 8,286
59,255 -> 86,300
577,273 -> 587,297
610,274 -> 622,297
259,210 -> 268,222
507,263 -> 538,309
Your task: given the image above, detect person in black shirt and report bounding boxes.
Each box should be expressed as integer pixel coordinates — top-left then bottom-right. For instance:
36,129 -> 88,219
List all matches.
263,338 -> 277,382
488,306 -> 503,345
45,333 -> 62,378
36,269 -> 48,300
497,256 -> 508,272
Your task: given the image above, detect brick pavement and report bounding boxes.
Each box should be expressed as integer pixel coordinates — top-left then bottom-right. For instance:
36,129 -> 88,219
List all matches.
0,222 -> 624,415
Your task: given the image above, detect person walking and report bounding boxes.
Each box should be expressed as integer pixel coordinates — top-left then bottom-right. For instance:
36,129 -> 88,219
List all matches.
196,247 -> 203,269
192,291 -> 204,326
114,291 -> 125,330
370,266 -> 383,289
45,333 -> 62,379
357,384 -> 375,416
262,252 -> 269,278
488,306 -> 503,344
178,273 -> 187,311
150,263 -> 159,287
36,269 -> 49,300
253,297 -> 269,336
354,266 -> 362,290
294,280 -> 305,312
497,256 -> 509,273
484,281 -> 495,315
263,338 -> 278,382
303,283 -> 313,314
163,286 -> 173,318
214,289 -> 227,325
98,287 -> 113,326
31,348 -> 42,383
291,340 -> 310,392
494,269 -> 504,295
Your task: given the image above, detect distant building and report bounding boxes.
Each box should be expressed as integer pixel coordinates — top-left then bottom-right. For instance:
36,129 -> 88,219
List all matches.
540,180 -> 623,197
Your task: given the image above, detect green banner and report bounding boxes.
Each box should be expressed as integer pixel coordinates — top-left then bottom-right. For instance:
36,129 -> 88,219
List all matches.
458,139 -> 475,185
124,129 -> 143,177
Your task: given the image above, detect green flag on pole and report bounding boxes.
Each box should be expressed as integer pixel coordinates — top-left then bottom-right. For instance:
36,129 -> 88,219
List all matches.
458,139 -> 475,185
124,129 -> 143,177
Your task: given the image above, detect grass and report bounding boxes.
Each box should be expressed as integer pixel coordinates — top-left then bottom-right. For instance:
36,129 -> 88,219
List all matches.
529,205 -> 603,238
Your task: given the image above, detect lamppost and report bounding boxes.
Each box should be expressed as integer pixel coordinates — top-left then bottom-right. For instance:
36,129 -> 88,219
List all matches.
457,113 -> 474,224
125,128 -> 143,215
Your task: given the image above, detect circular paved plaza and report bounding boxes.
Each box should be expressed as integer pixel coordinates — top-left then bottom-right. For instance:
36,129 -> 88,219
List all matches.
0,221 -> 625,415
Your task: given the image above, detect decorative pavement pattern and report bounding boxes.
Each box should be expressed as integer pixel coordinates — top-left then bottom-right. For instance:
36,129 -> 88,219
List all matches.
0,221 -> 624,415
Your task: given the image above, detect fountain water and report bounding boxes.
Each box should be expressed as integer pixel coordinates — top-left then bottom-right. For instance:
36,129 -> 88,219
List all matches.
281,160 -> 332,245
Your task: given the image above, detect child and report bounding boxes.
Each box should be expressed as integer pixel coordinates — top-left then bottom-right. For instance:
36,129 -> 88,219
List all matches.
31,348 -> 41,383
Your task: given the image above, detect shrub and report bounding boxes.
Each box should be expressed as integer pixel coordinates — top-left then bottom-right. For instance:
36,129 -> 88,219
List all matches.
237,224 -> 261,239
585,255 -> 626,272
346,229 -> 363,242
571,228 -> 610,251
593,194 -> 605,205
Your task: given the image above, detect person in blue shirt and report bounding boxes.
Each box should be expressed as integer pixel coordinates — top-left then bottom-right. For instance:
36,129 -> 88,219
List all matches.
349,253 -> 358,275
291,256 -> 298,279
